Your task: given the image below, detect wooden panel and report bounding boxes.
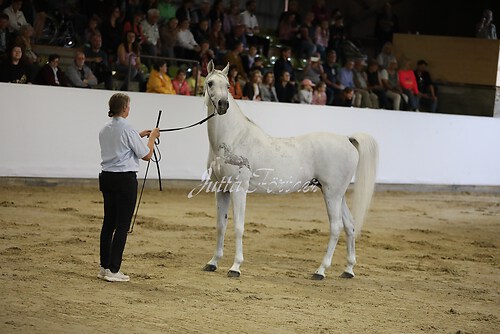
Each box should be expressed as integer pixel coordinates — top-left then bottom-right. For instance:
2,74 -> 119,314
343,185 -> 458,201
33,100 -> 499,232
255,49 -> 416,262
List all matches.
393,33 -> 500,86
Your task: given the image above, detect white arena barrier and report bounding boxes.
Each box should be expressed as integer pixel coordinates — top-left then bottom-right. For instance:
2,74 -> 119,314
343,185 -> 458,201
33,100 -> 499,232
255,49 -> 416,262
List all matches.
1,83 -> 499,186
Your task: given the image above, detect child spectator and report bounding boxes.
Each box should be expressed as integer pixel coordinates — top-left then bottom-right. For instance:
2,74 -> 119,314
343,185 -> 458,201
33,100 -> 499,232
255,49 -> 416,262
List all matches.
172,69 -> 190,95
312,81 -> 327,105
299,79 -> 315,104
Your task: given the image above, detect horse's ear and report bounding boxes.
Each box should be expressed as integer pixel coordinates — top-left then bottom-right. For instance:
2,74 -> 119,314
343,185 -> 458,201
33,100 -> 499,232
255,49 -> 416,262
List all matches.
207,60 -> 214,73
222,62 -> 229,76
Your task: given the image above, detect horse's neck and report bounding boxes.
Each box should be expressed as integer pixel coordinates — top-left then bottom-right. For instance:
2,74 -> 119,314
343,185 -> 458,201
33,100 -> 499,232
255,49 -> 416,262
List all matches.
207,95 -> 264,151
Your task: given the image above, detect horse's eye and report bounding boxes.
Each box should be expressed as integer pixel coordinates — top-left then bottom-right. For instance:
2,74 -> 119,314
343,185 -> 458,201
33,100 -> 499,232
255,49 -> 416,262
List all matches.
208,81 -> 213,88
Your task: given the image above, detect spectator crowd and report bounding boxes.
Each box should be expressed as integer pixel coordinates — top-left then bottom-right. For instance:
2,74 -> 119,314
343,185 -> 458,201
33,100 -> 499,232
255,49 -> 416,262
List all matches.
0,0 -> 497,112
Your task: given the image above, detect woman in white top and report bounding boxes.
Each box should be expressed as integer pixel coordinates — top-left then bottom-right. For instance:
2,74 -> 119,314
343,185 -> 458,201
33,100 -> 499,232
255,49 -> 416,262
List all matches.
98,93 -> 160,282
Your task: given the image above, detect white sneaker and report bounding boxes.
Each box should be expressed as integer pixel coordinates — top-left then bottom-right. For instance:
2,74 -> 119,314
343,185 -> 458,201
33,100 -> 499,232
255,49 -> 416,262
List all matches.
97,267 -> 106,280
104,269 -> 130,282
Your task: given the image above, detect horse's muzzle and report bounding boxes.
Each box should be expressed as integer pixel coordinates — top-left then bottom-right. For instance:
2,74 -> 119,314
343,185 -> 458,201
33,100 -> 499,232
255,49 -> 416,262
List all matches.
217,99 -> 229,115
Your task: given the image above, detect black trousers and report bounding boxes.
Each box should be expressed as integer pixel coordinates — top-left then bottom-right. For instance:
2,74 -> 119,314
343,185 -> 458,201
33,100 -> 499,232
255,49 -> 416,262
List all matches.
99,171 -> 137,273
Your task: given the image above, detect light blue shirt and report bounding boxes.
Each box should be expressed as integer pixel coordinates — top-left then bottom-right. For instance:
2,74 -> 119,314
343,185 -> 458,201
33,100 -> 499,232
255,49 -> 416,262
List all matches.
99,117 -> 149,172
338,67 -> 355,89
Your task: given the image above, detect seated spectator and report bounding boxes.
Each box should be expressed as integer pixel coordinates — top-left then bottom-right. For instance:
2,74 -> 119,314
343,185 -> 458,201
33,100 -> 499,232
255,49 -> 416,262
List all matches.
35,54 -> 69,87
0,13 -> 11,59
314,19 -> 330,60
475,9 -> 496,39
100,6 -> 123,62
192,0 -> 211,27
198,40 -> 215,76
243,69 -> 262,101
321,49 -> 342,105
379,58 -> 407,110
240,0 -> 269,57
333,87 -> 354,107
159,17 -> 178,59
84,32 -> 114,90
275,70 -> 296,103
311,0 -> 330,25
175,18 -> 200,60
376,41 -> 396,69
172,69 -> 190,95
241,44 -> 258,78
312,81 -> 327,105
187,65 -> 205,96
228,64 -> 244,99
158,0 -> 177,24
273,46 -> 295,85
299,78 -> 315,104
223,3 -> 241,36
226,23 -> 247,52
353,59 -> 378,108
116,30 -> 146,91
278,12 -> 299,50
366,59 -> 390,109
209,0 -> 225,27
123,10 -> 146,46
3,0 -> 27,33
84,16 -> 100,46
250,56 -> 264,73
146,60 -> 176,94
14,23 -> 39,82
260,71 -> 278,102
298,11 -> 316,59
208,18 -> 226,65
278,0 -> 302,28
141,8 -> 161,63
398,57 -> 419,111
303,54 -> 324,85
328,14 -> 346,59
225,41 -> 248,81
66,51 -> 98,88
0,45 -> 29,83
337,59 -> 361,107
192,17 -> 210,45
414,59 -> 438,112
175,0 -> 194,24
374,2 -> 399,51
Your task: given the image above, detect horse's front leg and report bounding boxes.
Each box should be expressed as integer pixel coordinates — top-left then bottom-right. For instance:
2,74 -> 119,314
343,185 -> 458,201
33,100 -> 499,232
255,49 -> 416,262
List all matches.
203,191 -> 230,272
313,189 -> 343,280
228,188 -> 247,277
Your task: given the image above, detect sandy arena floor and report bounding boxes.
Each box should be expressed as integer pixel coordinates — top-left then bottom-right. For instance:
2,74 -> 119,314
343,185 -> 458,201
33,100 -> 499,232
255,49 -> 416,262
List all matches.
0,182 -> 498,333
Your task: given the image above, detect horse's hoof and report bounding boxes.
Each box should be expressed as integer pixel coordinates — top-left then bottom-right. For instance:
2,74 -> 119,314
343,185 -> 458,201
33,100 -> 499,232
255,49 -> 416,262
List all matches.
311,273 -> 325,280
203,264 -> 217,272
227,270 -> 240,278
340,272 -> 354,279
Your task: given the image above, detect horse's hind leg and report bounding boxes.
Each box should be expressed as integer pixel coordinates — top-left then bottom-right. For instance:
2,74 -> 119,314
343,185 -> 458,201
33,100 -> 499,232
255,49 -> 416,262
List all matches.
313,188 -> 343,280
203,191 -> 230,272
340,197 -> 356,278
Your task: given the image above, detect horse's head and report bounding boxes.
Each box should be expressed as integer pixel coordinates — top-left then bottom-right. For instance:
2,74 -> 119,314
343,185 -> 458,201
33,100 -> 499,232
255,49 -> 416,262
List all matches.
204,60 -> 230,115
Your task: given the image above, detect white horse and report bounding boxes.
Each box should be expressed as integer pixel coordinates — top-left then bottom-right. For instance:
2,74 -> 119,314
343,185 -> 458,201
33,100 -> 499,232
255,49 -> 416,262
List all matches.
201,60 -> 378,280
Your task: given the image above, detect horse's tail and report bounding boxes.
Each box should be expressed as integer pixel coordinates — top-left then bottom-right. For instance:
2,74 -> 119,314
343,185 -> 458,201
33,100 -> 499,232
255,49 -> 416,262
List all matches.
349,133 -> 379,238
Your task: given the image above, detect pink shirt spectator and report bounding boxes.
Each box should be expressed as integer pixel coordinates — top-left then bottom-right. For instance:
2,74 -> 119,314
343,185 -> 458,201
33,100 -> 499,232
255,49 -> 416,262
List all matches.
398,69 -> 418,94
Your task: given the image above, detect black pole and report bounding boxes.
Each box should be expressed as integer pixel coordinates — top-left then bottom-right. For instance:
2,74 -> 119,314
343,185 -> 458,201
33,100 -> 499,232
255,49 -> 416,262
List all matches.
153,110 -> 162,191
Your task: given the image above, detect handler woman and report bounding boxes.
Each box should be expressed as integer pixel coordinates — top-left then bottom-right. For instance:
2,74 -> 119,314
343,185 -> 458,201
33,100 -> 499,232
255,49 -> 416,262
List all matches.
98,93 -> 160,282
